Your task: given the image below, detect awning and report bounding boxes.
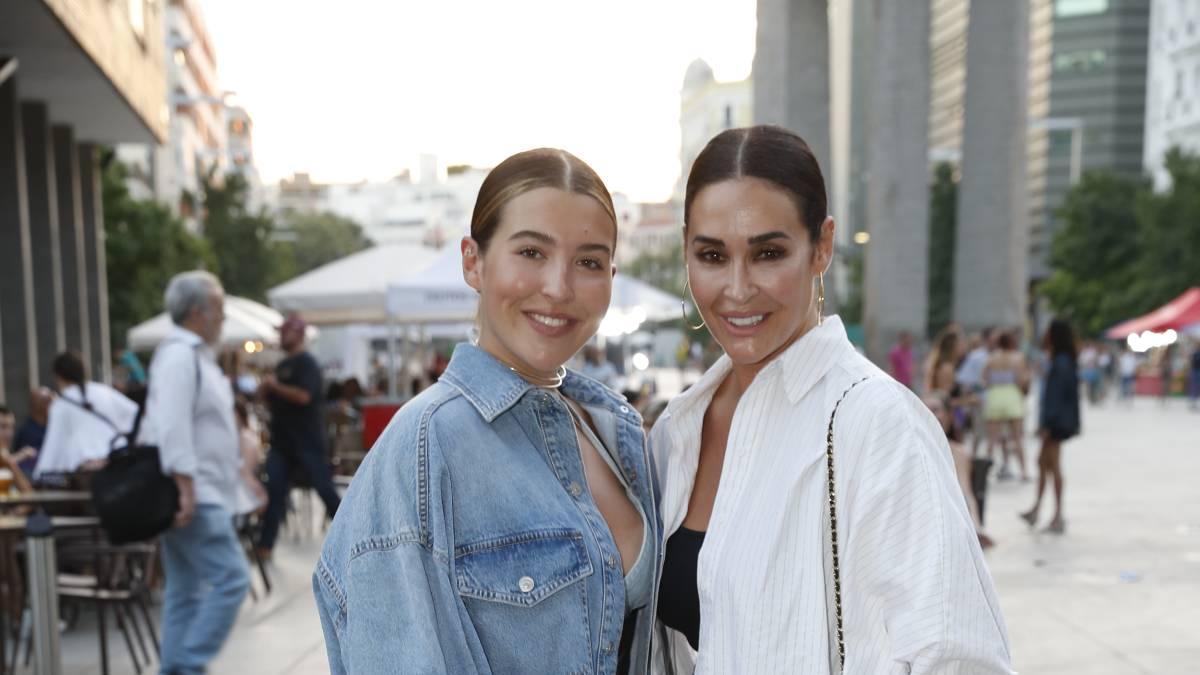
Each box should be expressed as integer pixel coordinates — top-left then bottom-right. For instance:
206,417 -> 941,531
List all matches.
1105,287 -> 1200,339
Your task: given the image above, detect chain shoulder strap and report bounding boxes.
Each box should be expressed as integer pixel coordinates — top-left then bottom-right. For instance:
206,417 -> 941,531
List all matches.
825,376 -> 870,672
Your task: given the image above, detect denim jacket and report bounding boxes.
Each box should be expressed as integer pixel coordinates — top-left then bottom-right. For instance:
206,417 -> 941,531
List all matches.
314,344 -> 663,674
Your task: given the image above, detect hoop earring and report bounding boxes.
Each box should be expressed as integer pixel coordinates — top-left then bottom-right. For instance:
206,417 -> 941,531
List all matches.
681,277 -> 706,331
817,274 -> 825,326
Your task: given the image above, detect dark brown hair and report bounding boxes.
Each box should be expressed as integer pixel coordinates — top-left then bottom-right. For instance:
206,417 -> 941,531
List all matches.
996,330 -> 1016,351
470,148 -> 616,253
52,351 -> 90,409
684,125 -> 828,242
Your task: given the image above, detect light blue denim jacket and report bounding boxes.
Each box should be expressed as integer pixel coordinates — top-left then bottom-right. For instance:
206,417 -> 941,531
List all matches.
314,344 -> 663,674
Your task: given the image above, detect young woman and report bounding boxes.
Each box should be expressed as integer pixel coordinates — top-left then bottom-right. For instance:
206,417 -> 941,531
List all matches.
315,149 -> 661,674
982,330 -> 1030,481
922,326 -> 962,395
651,126 -> 1010,673
1020,319 -> 1080,534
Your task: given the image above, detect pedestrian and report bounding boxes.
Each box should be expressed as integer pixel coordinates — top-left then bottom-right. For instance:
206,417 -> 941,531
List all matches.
650,126 -> 1009,672
923,327 -> 961,395
1159,344 -> 1175,406
33,351 -> 138,479
143,270 -> 249,674
924,394 -> 993,549
315,148 -> 661,674
580,344 -> 620,389
888,330 -> 916,389
233,399 -> 267,518
1020,318 -> 1080,535
257,314 -> 341,559
1190,343 -> 1200,410
957,327 -> 995,456
1118,349 -> 1139,402
983,330 -> 1030,481
1079,341 -> 1100,404
10,387 -> 51,475
0,405 -> 34,493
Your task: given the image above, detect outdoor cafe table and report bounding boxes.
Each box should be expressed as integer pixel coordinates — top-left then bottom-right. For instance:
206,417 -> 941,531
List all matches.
0,491 -> 91,510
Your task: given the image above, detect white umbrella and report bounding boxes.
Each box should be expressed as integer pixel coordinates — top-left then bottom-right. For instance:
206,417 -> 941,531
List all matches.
126,295 -> 315,351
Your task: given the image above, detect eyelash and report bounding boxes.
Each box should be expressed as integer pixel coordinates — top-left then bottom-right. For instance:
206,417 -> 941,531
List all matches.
518,248 -> 605,271
694,247 -> 786,263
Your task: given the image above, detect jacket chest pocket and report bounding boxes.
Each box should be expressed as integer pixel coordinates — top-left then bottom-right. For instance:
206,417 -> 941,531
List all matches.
454,529 -> 593,607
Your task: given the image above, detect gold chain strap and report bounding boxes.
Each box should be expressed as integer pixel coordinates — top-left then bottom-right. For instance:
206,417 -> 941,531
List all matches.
825,376 -> 870,672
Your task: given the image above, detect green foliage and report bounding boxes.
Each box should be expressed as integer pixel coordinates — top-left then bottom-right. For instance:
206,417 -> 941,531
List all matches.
103,158 -> 214,349
927,162 -> 957,339
278,211 -> 373,276
621,242 -> 712,342
202,172 -> 286,302
1041,147 -> 1200,336
839,251 -> 864,325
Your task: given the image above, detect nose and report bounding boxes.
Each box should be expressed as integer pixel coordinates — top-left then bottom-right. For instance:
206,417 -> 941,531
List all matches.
541,260 -> 575,303
724,260 -> 756,304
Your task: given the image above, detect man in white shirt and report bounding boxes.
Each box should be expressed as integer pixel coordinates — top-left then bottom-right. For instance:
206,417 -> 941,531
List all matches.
144,271 -> 249,674
955,327 -> 994,455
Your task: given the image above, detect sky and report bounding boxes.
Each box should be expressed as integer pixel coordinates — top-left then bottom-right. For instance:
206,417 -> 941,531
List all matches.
202,0 -> 756,203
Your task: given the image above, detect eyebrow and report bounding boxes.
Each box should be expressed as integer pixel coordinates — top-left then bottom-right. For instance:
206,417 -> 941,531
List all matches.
509,230 -> 613,256
691,231 -> 792,247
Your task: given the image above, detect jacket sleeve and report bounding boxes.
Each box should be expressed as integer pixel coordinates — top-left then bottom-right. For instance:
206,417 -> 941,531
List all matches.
312,414 -> 483,674
845,393 -> 1013,674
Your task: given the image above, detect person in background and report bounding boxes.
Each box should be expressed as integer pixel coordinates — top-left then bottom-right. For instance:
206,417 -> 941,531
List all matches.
923,328 -> 961,395
257,314 -> 341,559
957,327 -> 995,456
34,351 -> 139,479
982,331 -> 1030,482
888,330 -> 915,389
1078,342 -> 1100,404
233,399 -> 268,518
0,406 -> 34,493
144,270 -> 249,673
924,395 -> 993,550
1020,319 -> 1080,535
1189,343 -> 1200,411
1159,344 -> 1175,406
11,387 -> 51,475
1118,349 -> 1139,402
580,344 -> 620,389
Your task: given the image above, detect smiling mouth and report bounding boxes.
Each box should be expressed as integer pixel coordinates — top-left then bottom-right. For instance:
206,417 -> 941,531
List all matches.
723,314 -> 767,327
528,312 -> 570,328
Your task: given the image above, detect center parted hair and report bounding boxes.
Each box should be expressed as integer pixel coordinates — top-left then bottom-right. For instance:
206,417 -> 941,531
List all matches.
684,125 -> 828,243
470,148 -> 617,253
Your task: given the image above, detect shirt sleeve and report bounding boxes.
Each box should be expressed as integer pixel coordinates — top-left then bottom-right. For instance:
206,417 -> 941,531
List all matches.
298,355 -> 323,402
147,344 -> 199,477
846,394 -> 1013,674
32,401 -> 69,477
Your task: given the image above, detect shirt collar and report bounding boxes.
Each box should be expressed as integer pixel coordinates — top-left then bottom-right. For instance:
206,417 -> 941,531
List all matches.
439,343 -> 540,422
776,315 -> 855,405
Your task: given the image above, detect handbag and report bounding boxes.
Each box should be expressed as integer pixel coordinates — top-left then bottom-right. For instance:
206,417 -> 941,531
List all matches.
86,348 -> 199,543
823,376 -> 871,673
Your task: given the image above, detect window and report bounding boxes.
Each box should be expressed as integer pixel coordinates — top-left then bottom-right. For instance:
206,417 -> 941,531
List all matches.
173,48 -> 186,67
1053,49 -> 1108,73
1054,0 -> 1107,17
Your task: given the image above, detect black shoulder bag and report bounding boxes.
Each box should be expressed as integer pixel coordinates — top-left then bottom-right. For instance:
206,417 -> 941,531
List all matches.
88,349 -> 200,543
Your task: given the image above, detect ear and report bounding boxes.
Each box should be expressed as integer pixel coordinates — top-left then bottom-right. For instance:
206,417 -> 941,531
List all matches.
815,216 -> 836,275
461,236 -> 483,293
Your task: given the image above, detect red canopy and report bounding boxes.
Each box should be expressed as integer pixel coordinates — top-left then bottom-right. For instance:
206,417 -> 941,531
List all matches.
1106,287 -> 1200,339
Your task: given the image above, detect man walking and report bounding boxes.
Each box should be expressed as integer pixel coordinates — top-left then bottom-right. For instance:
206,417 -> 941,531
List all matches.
145,270 -> 249,675
258,315 -> 340,557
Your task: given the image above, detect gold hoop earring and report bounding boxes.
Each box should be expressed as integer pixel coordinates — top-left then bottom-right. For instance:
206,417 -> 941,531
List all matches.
817,274 -> 826,326
681,277 -> 706,331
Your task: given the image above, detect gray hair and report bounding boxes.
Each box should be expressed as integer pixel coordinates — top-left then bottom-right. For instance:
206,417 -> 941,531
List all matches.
165,270 -> 223,325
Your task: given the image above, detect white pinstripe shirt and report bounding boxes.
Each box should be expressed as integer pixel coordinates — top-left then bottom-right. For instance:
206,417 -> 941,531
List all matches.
650,317 -> 1012,674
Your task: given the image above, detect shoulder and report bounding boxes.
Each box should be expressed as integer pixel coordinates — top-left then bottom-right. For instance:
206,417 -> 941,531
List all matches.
827,355 -> 944,463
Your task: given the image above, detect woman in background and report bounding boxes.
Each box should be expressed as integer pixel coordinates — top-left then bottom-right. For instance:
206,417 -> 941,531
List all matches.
982,330 -> 1030,481
1020,319 -> 1080,534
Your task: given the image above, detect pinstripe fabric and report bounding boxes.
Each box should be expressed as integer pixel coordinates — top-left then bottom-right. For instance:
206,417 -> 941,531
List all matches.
650,317 -> 1012,674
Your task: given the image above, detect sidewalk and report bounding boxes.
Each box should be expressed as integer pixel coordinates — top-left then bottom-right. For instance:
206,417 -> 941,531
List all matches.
983,396 -> 1200,674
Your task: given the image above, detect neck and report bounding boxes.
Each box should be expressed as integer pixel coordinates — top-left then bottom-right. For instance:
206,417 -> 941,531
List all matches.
725,308 -> 821,398
477,343 -> 564,389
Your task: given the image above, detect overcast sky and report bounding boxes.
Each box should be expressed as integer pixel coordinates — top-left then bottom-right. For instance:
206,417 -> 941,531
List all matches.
203,0 -> 756,202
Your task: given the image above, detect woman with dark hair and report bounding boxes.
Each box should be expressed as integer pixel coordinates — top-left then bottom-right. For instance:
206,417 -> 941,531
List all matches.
1020,319 -> 1080,534
315,149 -> 661,674
651,126 -> 1010,672
34,351 -> 138,477
923,326 -> 962,395
982,330 -> 1030,481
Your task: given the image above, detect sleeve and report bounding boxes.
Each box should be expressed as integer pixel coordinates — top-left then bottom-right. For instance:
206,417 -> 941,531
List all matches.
147,345 -> 199,477
312,416 -> 483,674
300,355 -> 323,401
846,395 -> 1012,674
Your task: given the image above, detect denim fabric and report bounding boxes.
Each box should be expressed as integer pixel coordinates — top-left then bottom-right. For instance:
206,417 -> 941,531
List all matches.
159,504 -> 250,675
314,344 -> 662,675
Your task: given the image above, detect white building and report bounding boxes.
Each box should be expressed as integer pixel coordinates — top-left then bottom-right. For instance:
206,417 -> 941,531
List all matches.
273,159 -> 489,247
1144,0 -> 1200,190
675,59 -> 753,201
224,102 -> 262,209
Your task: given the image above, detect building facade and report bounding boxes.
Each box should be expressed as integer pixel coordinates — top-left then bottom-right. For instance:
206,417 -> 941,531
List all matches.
1143,0 -> 1200,190
675,59 -> 753,201
1,0 -> 167,415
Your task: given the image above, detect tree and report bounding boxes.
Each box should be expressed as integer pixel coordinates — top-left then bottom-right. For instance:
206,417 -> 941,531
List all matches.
927,162 -> 957,338
103,157 -> 214,348
1133,148 -> 1200,309
202,172 -> 288,301
278,211 -> 373,276
622,242 -> 685,299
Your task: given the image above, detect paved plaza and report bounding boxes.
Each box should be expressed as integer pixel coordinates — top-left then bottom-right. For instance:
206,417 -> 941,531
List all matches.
38,395 -> 1200,674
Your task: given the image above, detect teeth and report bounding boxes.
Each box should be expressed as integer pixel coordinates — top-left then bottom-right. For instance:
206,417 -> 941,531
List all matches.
727,315 -> 764,327
530,313 -> 568,328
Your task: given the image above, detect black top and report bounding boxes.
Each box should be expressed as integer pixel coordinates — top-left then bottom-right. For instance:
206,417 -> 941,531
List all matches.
656,526 -> 705,651
269,351 -> 325,456
1039,353 -> 1080,441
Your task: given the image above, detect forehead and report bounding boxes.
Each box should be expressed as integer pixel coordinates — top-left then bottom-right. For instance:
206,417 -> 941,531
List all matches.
496,187 -> 616,245
687,177 -> 806,240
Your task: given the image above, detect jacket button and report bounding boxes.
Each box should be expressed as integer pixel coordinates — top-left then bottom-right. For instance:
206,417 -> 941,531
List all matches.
606,555 -> 617,568
568,482 -> 582,497
518,576 -> 535,593
619,406 -> 629,414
